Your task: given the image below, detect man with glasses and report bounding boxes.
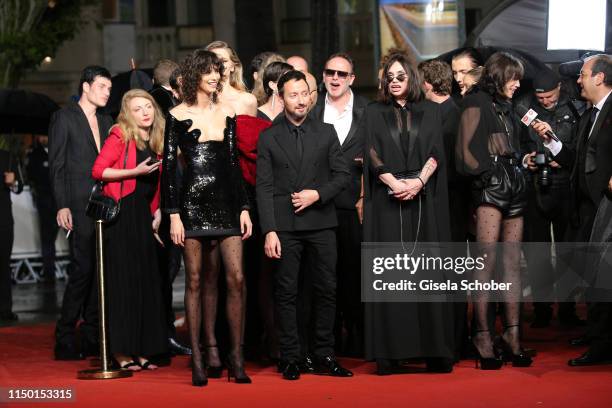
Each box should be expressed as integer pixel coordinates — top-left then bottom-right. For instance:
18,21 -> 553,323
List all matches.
534,54 -> 612,366
311,53 -> 369,356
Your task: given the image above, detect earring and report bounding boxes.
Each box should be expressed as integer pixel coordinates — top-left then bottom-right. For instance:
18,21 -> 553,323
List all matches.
271,93 -> 276,111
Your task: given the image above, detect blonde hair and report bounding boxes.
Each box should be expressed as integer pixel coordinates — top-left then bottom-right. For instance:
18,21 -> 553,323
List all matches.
206,40 -> 247,92
116,89 -> 165,155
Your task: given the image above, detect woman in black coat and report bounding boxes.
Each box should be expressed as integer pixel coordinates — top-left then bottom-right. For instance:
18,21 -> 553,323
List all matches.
363,53 -> 455,374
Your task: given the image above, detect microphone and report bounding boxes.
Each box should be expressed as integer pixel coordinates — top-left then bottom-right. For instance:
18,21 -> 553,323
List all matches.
514,104 -> 560,142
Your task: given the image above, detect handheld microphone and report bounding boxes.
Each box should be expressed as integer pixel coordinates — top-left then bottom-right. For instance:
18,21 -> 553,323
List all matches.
515,104 -> 560,142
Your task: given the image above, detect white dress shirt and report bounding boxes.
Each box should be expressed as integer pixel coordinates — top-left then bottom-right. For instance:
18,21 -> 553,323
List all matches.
323,90 -> 354,146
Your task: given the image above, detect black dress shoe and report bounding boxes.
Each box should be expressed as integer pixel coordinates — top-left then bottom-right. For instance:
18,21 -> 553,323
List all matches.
0,311 -> 18,322
168,338 -> 192,355
282,362 -> 300,380
313,355 -> 353,377
568,351 -> 612,367
298,355 -> 315,373
54,343 -> 84,361
569,336 -> 590,347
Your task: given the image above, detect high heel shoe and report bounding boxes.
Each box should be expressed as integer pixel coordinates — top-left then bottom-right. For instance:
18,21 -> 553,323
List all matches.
226,347 -> 252,384
191,357 -> 208,387
473,330 -> 503,370
500,325 -> 533,367
205,345 -> 224,378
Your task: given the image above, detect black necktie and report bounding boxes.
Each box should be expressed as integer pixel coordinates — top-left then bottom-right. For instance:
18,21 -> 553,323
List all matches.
588,107 -> 599,138
293,127 -> 303,161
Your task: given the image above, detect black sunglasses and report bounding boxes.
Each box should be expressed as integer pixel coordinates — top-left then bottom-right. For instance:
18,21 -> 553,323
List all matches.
324,69 -> 352,79
386,74 -> 407,83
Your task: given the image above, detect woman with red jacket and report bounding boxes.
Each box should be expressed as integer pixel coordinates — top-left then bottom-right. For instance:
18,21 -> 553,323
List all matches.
92,89 -> 167,371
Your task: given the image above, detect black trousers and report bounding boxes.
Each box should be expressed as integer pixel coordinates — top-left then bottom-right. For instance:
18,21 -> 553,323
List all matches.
335,209 -> 363,350
0,225 -> 14,313
571,197 -> 612,352
55,209 -> 98,346
276,229 -> 337,362
523,179 -> 573,316
35,196 -> 58,275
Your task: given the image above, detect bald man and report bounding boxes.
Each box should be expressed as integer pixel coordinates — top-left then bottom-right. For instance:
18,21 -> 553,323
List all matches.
287,56 -> 309,73
305,71 -> 319,110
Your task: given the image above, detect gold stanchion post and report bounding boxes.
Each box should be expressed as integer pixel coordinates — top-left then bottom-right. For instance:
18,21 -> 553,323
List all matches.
78,220 -> 132,379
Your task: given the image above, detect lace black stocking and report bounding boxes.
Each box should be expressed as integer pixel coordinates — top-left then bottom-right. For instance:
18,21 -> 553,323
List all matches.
184,238 -> 205,380
473,205 -> 502,358
217,236 -> 246,356
202,241 -> 221,367
184,236 -> 248,378
501,216 -> 524,354
472,205 -> 525,356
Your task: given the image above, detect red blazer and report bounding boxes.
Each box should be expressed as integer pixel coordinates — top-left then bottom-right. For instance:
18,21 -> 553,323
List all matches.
236,114 -> 272,186
91,126 -> 161,215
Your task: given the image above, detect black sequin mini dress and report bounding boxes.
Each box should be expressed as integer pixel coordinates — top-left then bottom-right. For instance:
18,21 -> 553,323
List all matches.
162,114 -> 249,238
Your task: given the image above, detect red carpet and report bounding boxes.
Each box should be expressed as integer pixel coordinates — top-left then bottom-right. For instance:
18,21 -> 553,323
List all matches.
1,323 -> 611,408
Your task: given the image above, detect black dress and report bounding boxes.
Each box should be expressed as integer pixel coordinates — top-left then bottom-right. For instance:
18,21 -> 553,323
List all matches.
363,100 -> 455,361
162,115 -> 248,237
105,145 -> 167,357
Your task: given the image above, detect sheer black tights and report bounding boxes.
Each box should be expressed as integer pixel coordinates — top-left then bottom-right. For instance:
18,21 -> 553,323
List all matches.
184,236 -> 246,370
473,205 -> 524,357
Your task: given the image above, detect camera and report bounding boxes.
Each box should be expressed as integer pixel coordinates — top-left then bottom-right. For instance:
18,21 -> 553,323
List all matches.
534,151 -> 551,187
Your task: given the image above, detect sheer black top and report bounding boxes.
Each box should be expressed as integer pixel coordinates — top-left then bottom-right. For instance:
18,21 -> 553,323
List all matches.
456,89 -> 521,176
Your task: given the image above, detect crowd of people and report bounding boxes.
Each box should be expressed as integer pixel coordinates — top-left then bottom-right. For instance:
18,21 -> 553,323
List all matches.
2,41 -> 611,385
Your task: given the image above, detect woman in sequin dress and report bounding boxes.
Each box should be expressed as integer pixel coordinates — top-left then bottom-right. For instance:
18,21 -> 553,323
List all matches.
161,49 -> 252,386
202,41 -> 261,368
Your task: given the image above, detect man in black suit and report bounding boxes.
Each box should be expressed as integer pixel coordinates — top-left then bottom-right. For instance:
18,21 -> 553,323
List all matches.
256,70 -> 353,380
534,54 -> 612,366
310,53 -> 368,356
49,65 -> 113,360
150,59 -> 179,115
0,149 -> 23,322
149,59 -> 191,356
419,58 -> 470,361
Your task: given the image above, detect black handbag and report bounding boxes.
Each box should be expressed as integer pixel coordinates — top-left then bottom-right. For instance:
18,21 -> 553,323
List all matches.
86,142 -> 129,223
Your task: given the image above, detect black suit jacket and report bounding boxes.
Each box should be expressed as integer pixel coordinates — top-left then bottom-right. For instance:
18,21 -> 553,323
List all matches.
150,85 -> 176,117
310,92 -> 369,209
256,115 -> 351,234
554,93 -> 612,208
48,102 -> 113,211
0,150 -> 24,227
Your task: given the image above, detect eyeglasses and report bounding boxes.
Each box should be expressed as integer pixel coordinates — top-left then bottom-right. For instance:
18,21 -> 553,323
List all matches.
324,69 -> 352,79
386,74 -> 407,83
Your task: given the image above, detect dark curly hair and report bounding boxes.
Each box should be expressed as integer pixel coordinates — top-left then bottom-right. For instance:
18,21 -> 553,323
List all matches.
180,49 -> 225,105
